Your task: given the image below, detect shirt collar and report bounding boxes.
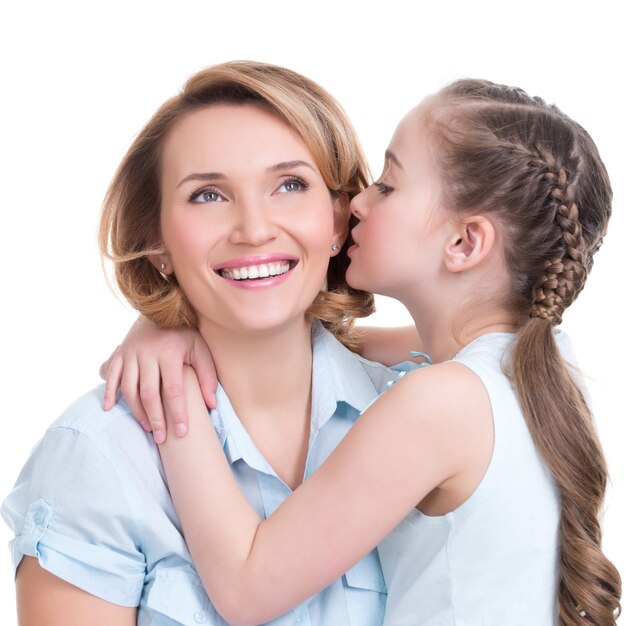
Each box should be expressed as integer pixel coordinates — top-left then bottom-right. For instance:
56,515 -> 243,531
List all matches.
210,321 -> 381,472
310,321 -> 381,434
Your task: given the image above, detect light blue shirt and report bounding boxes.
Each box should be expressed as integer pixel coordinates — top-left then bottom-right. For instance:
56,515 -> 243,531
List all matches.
2,323 -> 399,626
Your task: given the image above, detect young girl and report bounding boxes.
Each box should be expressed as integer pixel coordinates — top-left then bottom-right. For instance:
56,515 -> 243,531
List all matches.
122,80 -> 621,625
3,61 -> 416,626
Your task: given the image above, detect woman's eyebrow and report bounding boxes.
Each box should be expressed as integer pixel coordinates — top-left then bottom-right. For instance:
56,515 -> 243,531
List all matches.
176,161 -> 315,188
177,172 -> 226,188
267,160 -> 316,172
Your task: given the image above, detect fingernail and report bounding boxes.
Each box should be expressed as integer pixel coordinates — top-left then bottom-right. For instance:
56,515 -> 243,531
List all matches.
153,430 -> 166,445
140,419 -> 152,432
175,423 -> 188,437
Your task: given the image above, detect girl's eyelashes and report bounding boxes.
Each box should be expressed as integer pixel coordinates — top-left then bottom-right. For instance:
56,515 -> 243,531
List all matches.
277,176 -> 309,193
374,181 -> 394,196
188,186 -> 225,204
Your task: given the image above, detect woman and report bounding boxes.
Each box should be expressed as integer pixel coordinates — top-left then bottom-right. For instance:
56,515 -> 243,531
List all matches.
2,61 -> 412,625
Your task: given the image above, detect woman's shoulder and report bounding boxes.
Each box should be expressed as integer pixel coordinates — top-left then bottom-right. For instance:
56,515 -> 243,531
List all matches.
49,384 -> 141,439
313,322 -> 399,394
33,385 -> 160,482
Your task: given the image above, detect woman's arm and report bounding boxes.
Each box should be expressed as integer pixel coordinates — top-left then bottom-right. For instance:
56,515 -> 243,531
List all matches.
16,557 -> 136,626
159,363 -> 492,626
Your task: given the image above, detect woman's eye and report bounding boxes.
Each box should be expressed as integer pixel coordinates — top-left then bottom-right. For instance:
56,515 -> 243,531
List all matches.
189,188 -> 224,203
277,177 -> 309,193
374,182 -> 394,196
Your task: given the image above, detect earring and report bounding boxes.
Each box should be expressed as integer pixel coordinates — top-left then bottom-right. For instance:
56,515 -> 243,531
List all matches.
160,263 -> 166,271
331,244 -> 340,251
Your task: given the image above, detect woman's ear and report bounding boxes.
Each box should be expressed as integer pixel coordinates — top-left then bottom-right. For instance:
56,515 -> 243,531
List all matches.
444,216 -> 496,273
148,228 -> 172,274
149,252 -> 173,275
331,193 -> 351,256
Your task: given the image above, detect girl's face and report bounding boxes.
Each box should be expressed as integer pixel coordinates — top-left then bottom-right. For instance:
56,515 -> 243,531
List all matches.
158,103 -> 346,336
347,105 -> 450,300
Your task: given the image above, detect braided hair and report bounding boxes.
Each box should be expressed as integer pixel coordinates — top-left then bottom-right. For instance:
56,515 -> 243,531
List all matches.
427,80 -> 620,625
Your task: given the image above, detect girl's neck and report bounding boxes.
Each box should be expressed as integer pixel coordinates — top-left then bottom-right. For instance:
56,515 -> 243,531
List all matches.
405,298 -> 518,364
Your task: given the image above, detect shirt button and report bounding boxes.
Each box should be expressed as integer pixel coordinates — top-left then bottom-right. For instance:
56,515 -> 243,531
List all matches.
33,511 -> 46,525
193,611 -> 207,623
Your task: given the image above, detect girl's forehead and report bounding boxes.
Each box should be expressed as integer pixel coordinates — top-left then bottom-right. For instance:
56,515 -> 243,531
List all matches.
387,106 -> 434,167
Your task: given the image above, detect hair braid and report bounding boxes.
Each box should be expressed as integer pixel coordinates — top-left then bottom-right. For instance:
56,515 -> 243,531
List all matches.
531,159 -> 588,325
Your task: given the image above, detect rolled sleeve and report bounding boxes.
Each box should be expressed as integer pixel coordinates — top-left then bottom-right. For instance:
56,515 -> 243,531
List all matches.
2,425 -> 146,607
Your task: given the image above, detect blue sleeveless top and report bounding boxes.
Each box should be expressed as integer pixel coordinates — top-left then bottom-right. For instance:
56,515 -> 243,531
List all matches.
378,332 -> 567,625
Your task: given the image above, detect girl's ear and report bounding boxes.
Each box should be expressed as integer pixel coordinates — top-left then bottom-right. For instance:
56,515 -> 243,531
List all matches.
444,216 -> 496,273
331,193 -> 351,256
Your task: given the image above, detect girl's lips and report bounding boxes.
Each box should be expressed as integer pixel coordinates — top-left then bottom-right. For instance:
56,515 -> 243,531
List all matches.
347,243 -> 359,256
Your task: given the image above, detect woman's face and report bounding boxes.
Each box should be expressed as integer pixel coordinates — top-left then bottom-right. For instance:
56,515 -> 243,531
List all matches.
158,103 -> 346,336
347,105 -> 449,300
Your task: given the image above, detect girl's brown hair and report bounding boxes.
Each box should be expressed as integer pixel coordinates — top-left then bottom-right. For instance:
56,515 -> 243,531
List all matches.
99,61 -> 374,348
428,79 -> 620,624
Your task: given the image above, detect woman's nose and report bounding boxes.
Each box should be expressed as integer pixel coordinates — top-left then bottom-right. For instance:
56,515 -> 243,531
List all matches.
229,201 -> 280,246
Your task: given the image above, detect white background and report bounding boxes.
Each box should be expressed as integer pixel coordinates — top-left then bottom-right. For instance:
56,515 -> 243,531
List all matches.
1,0 -> 624,622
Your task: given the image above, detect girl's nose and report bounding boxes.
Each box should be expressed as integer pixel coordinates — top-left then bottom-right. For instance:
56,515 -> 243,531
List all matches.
350,189 -> 368,220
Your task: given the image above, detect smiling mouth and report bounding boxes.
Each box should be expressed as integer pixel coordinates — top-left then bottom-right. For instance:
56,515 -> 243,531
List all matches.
218,261 -> 296,281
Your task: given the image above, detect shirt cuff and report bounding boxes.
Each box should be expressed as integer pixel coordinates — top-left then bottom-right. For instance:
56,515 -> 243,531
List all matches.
10,498 -> 145,607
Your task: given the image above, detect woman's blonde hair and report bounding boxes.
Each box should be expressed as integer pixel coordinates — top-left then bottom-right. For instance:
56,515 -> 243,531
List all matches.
99,61 -> 374,348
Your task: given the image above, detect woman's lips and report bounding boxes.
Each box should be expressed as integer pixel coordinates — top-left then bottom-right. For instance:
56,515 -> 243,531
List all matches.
213,255 -> 298,289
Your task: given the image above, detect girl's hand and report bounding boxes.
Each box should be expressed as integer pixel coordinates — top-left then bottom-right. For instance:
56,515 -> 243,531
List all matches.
100,318 -> 217,443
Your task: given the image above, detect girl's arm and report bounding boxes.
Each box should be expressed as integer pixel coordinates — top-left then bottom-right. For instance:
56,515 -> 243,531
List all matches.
16,557 -> 136,626
100,322 -> 420,439
357,325 -> 422,365
160,363 -> 492,626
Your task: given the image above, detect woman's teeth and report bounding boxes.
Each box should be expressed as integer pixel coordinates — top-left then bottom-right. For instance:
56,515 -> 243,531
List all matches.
220,262 -> 291,281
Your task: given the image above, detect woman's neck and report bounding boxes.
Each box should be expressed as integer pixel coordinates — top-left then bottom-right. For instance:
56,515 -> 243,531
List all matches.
199,318 -> 314,418
198,317 -> 314,489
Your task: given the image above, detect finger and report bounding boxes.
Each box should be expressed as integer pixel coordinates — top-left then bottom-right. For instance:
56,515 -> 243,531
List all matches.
159,358 -> 188,437
99,351 -> 115,381
120,358 -> 151,431
191,342 -> 218,410
102,351 -> 123,410
137,358 -> 168,444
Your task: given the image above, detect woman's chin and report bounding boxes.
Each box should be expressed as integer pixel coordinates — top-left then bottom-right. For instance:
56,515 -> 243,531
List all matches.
201,308 -> 308,338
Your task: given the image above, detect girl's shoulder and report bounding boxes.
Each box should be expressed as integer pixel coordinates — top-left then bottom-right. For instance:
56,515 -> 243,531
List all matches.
373,358 -> 491,440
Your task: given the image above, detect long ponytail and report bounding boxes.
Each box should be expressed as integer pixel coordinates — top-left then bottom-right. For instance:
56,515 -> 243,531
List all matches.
514,319 -> 619,624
